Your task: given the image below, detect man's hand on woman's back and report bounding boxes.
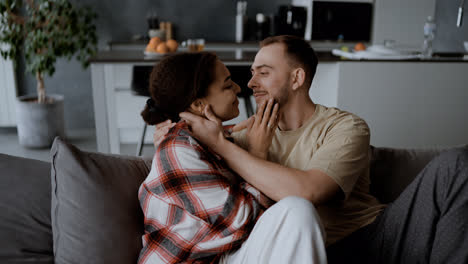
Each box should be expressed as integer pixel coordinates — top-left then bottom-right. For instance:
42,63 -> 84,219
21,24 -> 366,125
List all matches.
153,119 -> 176,148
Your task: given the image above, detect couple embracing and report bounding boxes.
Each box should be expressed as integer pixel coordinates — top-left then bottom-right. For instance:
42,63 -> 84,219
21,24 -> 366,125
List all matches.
137,35 -> 468,264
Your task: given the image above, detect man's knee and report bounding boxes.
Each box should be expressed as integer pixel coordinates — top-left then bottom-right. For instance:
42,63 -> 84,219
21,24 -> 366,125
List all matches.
437,148 -> 468,163
431,148 -> 468,173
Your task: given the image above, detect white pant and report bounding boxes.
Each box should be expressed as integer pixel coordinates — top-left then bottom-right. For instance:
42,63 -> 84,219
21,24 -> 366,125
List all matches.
220,196 -> 327,264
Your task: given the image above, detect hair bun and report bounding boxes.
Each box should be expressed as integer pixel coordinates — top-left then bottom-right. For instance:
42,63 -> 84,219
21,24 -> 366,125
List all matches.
146,98 -> 159,113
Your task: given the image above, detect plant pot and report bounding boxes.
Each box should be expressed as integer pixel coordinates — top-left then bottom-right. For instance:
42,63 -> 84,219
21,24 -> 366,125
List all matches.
16,94 -> 65,148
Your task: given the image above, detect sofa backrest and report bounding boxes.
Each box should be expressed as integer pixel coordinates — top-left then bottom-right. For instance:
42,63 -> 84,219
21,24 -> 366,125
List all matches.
1,141 -> 464,263
0,153 -> 53,263
368,146 -> 463,203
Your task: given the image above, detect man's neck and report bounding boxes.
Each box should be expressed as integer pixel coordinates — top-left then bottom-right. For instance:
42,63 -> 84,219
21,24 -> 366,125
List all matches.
277,94 -> 316,131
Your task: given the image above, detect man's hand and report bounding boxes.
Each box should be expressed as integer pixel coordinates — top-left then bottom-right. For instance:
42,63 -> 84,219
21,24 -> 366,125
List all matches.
179,105 -> 226,151
153,119 -> 176,148
246,98 -> 279,159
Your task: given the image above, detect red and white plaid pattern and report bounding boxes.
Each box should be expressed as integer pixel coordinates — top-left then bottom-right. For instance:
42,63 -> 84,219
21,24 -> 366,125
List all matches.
138,122 -> 271,264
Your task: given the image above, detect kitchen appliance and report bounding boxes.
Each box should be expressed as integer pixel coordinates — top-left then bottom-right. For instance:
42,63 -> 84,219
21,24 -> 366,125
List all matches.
292,0 -> 373,42
276,5 -> 308,37
313,1 -> 372,41
291,0 -> 313,40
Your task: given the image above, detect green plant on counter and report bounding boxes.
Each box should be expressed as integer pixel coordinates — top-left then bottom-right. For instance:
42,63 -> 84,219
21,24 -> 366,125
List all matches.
0,0 -> 98,103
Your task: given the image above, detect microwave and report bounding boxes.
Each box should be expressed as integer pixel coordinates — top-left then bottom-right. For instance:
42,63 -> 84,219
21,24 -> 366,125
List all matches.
292,0 -> 373,42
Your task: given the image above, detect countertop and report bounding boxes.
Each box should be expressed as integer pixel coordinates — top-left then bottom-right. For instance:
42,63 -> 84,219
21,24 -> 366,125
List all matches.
89,41 -> 468,64
89,50 -> 468,64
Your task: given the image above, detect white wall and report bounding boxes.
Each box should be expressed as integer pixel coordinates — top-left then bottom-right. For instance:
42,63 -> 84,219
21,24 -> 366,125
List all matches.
372,0 -> 436,50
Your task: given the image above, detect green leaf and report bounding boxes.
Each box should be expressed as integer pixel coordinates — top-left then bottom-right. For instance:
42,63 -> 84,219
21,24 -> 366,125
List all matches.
0,0 -> 98,96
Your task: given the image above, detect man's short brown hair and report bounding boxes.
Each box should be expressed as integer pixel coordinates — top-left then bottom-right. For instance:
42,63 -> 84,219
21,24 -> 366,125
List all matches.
260,35 -> 318,89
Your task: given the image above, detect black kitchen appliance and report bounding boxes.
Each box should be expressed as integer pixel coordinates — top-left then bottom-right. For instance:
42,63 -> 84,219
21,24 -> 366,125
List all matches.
276,5 -> 308,37
311,1 -> 373,42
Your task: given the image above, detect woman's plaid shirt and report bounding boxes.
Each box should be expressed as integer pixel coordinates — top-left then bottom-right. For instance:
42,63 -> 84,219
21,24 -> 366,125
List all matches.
138,122 -> 271,263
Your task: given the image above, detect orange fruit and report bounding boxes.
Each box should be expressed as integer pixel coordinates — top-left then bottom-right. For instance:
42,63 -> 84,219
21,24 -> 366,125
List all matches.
354,42 -> 366,51
156,42 -> 169,54
148,37 -> 162,50
145,44 -> 157,53
166,39 -> 178,52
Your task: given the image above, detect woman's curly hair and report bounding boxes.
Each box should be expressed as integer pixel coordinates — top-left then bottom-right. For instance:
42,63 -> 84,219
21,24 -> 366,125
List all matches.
141,52 -> 218,125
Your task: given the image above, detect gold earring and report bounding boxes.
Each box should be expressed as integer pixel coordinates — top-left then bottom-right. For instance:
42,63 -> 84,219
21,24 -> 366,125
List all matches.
199,102 -> 205,115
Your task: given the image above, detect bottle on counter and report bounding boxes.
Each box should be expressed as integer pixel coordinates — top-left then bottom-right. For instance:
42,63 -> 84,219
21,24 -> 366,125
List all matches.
235,1 -> 248,43
165,22 -> 173,40
421,16 -> 436,58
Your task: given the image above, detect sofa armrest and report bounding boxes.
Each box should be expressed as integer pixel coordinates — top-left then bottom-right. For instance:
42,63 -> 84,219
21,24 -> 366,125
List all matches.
0,154 -> 53,263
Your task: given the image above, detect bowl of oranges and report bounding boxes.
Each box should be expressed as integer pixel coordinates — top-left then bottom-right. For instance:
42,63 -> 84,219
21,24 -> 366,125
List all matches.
144,37 -> 179,58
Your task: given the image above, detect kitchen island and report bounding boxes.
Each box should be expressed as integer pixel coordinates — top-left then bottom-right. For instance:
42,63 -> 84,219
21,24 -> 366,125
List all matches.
90,46 -> 468,154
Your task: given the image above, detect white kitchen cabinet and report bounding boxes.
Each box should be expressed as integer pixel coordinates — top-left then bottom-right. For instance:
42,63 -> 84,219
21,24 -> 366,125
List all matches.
0,49 -> 17,127
309,63 -> 340,107
310,62 -> 468,148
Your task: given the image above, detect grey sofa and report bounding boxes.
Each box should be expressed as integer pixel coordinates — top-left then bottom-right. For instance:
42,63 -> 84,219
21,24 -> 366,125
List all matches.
0,137 -> 463,263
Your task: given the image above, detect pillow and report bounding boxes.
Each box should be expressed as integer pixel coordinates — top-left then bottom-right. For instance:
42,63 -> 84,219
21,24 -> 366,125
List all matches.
0,154 -> 53,263
50,137 -> 152,264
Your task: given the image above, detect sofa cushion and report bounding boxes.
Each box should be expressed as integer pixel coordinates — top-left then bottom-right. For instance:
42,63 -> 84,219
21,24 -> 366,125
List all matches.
50,137 -> 151,264
0,153 -> 53,264
369,145 -> 467,203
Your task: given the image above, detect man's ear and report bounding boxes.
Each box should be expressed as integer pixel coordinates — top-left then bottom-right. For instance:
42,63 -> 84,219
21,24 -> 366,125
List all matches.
291,68 -> 306,91
189,99 -> 205,115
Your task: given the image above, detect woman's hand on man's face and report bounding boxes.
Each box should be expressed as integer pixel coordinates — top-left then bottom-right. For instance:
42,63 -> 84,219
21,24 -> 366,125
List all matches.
246,98 -> 280,159
179,105 -> 226,152
153,119 -> 176,148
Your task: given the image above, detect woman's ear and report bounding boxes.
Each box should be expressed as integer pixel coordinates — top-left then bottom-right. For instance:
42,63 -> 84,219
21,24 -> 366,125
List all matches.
189,99 -> 205,115
291,68 -> 306,91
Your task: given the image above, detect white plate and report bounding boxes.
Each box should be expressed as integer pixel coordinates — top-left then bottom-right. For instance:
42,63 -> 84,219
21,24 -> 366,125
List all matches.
366,45 -> 408,55
143,51 -> 165,58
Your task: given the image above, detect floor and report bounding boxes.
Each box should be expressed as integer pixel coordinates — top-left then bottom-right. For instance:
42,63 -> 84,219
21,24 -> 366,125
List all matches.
0,127 -> 155,162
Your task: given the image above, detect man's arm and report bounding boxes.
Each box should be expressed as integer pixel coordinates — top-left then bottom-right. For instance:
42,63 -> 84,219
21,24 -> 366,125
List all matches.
180,105 -> 342,205
215,138 -> 342,204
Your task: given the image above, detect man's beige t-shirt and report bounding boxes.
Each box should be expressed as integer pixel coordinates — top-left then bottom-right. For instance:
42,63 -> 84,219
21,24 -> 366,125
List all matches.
232,104 -> 386,246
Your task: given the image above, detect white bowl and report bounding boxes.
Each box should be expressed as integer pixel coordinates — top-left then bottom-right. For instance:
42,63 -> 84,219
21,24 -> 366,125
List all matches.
148,29 -> 165,40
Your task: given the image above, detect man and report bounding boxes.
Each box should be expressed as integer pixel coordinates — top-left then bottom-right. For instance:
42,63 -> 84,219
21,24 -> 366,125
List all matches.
163,35 -> 468,263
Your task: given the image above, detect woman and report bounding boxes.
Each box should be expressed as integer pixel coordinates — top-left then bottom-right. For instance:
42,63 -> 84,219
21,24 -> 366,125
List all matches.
138,52 -> 277,264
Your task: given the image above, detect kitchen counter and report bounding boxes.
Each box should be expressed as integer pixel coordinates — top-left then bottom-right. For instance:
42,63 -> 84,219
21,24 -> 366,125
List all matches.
91,40 -> 468,63
89,43 -> 468,154
90,49 -> 468,64
90,50 -> 257,65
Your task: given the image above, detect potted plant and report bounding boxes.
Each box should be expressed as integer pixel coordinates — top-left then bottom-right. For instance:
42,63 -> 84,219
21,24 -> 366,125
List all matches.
0,0 -> 97,148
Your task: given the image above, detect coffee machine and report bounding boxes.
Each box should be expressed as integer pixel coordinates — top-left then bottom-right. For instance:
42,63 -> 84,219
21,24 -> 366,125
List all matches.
275,5 -> 307,37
